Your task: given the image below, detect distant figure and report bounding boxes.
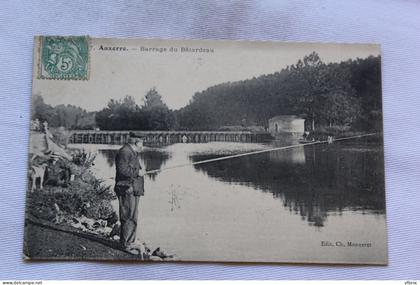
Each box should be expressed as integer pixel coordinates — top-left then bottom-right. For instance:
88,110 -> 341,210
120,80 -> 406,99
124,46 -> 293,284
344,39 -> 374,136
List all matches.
114,134 -> 145,254
182,135 -> 188,143
30,118 -> 41,131
45,156 -> 71,187
327,136 -> 334,144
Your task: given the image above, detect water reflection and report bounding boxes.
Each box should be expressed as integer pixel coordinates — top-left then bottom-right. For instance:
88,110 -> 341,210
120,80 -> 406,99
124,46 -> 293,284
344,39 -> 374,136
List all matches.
190,139 -> 385,227
139,149 -> 171,180
85,140 -> 386,262
97,139 -> 385,228
100,147 -> 171,181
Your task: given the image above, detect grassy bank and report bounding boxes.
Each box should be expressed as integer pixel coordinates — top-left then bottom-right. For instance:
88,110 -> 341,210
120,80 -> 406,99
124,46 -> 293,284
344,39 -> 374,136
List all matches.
24,217 -> 142,260
24,147 -> 125,258
26,150 -> 118,230
307,126 -> 382,142
25,146 -> 174,261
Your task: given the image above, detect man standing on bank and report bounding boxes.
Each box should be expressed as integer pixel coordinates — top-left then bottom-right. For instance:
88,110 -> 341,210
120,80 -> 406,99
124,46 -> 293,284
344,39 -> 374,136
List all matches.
114,133 -> 145,254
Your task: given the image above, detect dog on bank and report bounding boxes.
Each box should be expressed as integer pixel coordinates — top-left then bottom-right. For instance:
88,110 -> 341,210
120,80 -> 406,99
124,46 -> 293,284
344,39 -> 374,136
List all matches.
30,162 -> 48,192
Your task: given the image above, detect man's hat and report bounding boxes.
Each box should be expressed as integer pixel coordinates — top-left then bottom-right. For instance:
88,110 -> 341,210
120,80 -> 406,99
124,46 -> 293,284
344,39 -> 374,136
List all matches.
128,132 -> 143,144
129,132 -> 142,138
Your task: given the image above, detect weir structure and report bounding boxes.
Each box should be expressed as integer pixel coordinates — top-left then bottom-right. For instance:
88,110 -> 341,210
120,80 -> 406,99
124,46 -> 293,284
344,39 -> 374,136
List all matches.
68,130 -> 273,145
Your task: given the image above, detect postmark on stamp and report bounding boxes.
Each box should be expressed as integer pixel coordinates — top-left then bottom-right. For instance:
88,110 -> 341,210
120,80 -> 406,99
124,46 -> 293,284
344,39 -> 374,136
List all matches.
38,36 -> 89,80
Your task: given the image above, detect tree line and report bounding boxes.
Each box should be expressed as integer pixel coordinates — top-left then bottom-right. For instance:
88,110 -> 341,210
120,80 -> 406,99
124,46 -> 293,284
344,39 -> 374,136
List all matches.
32,52 -> 382,133
31,94 -> 96,130
177,52 -> 382,132
95,88 -> 175,130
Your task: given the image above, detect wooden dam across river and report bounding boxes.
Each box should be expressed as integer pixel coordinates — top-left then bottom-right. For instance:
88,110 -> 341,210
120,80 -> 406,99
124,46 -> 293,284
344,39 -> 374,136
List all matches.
68,130 -> 273,145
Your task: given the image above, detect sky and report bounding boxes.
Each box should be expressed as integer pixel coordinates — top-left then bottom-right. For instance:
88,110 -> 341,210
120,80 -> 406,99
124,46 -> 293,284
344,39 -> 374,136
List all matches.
33,38 -> 380,111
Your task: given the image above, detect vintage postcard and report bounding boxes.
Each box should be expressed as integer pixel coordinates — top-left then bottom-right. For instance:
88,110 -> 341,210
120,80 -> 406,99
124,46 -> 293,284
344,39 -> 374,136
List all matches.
24,36 -> 387,264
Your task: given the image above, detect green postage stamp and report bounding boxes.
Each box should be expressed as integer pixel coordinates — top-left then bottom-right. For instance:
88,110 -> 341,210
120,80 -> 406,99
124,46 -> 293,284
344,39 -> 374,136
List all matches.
38,36 -> 89,80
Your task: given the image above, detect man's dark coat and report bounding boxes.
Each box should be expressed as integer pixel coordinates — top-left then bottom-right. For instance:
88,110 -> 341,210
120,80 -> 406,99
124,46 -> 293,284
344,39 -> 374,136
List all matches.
114,144 -> 144,196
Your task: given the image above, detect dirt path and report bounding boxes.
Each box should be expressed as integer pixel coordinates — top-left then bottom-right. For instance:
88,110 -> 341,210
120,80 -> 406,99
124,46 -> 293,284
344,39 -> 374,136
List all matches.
24,219 -> 143,261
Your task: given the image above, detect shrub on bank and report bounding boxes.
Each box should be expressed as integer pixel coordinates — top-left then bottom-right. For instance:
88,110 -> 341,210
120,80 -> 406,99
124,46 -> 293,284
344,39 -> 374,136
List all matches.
26,159 -> 117,229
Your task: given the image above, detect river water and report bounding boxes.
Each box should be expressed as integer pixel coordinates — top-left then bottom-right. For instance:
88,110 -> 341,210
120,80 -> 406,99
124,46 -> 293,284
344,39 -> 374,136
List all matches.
70,138 -> 387,264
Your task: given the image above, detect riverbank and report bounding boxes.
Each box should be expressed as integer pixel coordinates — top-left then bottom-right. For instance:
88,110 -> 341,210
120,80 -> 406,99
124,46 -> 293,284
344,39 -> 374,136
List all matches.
306,128 -> 382,142
26,130 -> 175,261
25,158 -> 176,261
24,217 -> 143,260
24,181 -> 175,261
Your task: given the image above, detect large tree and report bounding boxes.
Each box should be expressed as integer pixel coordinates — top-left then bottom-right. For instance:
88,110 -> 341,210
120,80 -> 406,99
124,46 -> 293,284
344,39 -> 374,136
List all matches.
289,52 -> 330,131
141,88 -> 176,130
289,52 -> 360,130
95,89 -> 176,131
31,94 -> 56,124
348,56 -> 382,131
96,95 -> 144,130
318,63 -> 361,127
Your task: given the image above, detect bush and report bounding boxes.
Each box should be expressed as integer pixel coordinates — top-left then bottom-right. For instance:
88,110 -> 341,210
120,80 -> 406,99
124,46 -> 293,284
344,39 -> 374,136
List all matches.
27,158 -> 117,227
